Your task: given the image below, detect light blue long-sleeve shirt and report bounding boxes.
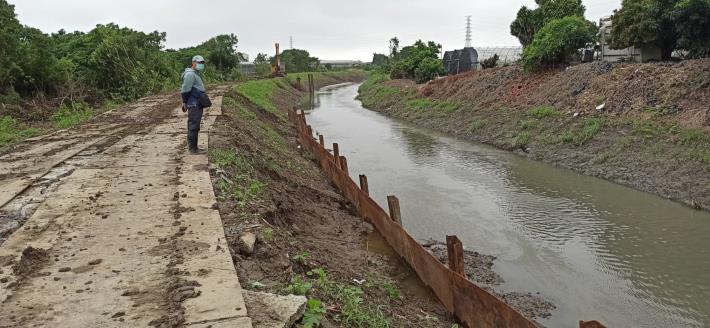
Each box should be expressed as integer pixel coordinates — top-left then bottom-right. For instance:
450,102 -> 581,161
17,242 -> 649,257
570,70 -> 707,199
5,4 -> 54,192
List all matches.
180,68 -> 205,93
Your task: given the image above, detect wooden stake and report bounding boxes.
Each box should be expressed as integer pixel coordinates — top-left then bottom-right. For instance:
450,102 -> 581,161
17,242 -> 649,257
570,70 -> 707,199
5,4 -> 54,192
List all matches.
386,195 -> 402,225
333,143 -> 340,166
446,235 -> 465,277
359,175 -> 369,194
340,156 -> 349,175
319,134 -> 325,146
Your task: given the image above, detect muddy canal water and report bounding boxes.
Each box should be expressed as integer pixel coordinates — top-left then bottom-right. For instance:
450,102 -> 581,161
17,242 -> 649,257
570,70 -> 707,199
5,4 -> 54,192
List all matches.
304,83 -> 710,327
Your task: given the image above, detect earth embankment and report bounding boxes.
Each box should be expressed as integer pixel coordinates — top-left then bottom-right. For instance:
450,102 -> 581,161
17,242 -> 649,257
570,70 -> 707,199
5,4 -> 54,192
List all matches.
358,60 -> 710,210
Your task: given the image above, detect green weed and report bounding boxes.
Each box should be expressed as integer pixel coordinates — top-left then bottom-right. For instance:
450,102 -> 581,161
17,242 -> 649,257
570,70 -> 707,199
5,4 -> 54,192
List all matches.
292,251 -> 310,264
0,116 -> 39,147
469,119 -> 488,132
307,268 -> 390,327
284,275 -> 312,296
527,105 -> 558,119
519,119 -> 539,130
210,148 -> 239,168
680,128 -> 705,144
300,299 -> 327,328
560,118 -> 603,146
512,132 -> 530,148
52,102 -> 93,129
381,281 -> 400,300
260,228 -> 274,241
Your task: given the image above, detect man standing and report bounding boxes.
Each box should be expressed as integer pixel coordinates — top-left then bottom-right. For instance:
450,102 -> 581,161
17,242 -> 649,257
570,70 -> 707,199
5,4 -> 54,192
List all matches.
181,55 -> 207,154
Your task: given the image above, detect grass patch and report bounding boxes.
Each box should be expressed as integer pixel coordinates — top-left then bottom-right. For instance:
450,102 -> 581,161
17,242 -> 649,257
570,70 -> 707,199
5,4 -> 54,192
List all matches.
519,119 -> 539,130
307,268 -> 390,327
527,105 -> 558,119
560,118 -> 603,146
469,118 -> 487,132
512,131 -> 530,148
52,102 -> 94,129
405,98 -> 460,113
234,80 -> 281,115
0,116 -> 39,147
679,128 -> 706,145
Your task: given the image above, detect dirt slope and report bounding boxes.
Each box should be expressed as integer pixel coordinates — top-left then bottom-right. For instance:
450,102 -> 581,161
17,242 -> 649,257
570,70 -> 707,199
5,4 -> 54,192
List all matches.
359,60 -> 710,210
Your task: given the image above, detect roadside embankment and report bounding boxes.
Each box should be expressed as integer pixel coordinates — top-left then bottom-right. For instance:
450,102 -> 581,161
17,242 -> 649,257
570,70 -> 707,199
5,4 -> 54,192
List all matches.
208,71 -> 457,327
358,60 -> 710,211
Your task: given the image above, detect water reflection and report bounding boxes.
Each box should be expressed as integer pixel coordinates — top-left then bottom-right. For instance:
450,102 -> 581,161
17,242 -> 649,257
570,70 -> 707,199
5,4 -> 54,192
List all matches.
306,83 -> 710,328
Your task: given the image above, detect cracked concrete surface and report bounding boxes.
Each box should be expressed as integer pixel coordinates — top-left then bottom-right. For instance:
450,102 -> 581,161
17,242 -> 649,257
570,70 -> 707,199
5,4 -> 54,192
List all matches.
0,88 -> 252,327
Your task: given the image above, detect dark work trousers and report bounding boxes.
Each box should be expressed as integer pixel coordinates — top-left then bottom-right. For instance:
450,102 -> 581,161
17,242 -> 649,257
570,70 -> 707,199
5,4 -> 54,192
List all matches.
187,106 -> 203,151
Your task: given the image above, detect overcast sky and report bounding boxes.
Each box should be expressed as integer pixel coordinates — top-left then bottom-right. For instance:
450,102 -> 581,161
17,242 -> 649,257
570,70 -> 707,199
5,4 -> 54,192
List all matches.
8,0 -> 621,62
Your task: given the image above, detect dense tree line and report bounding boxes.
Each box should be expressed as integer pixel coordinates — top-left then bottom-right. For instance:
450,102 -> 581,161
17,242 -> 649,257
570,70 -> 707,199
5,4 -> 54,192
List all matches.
371,37 -> 444,83
511,0 -> 710,70
610,0 -> 710,60
0,0 -> 245,110
269,49 -> 320,73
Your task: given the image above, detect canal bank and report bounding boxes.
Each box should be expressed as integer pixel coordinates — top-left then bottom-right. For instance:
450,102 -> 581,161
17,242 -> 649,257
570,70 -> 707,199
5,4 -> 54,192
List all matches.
209,72 -> 457,328
307,83 -> 710,327
358,61 -> 710,211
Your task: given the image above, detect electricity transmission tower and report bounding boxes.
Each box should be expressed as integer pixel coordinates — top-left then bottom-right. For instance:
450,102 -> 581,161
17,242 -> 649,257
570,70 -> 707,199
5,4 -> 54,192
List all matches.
289,36 -> 294,49
465,16 -> 472,48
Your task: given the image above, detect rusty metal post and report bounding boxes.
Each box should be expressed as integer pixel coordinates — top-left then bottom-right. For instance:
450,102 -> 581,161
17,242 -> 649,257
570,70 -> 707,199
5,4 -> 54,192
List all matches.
333,143 -> 340,166
359,175 -> 369,194
299,112 -> 307,132
307,125 -> 313,137
386,195 -> 402,225
319,134 -> 325,147
446,235 -> 465,277
340,156 -> 349,175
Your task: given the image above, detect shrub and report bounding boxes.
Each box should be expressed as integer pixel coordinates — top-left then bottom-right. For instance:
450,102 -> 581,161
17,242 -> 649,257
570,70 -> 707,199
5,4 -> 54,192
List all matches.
52,102 -> 93,129
521,16 -> 597,71
481,54 -> 500,69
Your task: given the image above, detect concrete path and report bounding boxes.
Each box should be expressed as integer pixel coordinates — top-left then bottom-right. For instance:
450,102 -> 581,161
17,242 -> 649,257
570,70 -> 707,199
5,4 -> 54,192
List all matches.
0,88 -> 252,327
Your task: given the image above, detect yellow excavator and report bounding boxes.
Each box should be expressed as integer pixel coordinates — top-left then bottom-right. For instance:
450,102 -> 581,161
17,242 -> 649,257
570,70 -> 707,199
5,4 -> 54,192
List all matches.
271,43 -> 286,77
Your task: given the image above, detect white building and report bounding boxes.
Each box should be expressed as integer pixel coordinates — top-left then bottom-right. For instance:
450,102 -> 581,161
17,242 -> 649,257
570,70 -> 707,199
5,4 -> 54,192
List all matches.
599,16 -> 662,62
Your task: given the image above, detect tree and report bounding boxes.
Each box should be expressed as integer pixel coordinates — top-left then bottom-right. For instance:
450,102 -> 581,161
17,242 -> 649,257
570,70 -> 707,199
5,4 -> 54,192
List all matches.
510,0 -> 586,47
253,53 -> 268,64
271,49 -> 319,73
389,40 -> 443,83
609,0 -> 678,60
481,54 -> 500,69
521,16 -> 597,70
674,0 -> 710,58
0,0 -> 22,91
389,37 -> 400,58
202,34 -> 244,72
371,53 -> 388,66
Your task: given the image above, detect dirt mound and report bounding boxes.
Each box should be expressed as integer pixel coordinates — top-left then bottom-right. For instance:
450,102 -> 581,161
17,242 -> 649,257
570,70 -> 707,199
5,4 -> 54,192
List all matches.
421,59 -> 710,128
12,246 -> 49,277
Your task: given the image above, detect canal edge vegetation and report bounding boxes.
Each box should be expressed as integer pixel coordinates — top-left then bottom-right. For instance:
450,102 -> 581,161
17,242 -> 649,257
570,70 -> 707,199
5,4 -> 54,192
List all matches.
357,63 -> 710,211
208,71 -> 464,328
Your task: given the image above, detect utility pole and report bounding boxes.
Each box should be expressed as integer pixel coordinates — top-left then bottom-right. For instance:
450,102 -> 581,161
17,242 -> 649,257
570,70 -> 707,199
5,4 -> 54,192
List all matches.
465,15 -> 472,48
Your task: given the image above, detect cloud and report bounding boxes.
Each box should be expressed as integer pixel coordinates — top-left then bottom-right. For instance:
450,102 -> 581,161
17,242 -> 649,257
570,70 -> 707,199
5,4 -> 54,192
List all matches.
8,0 -> 620,62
